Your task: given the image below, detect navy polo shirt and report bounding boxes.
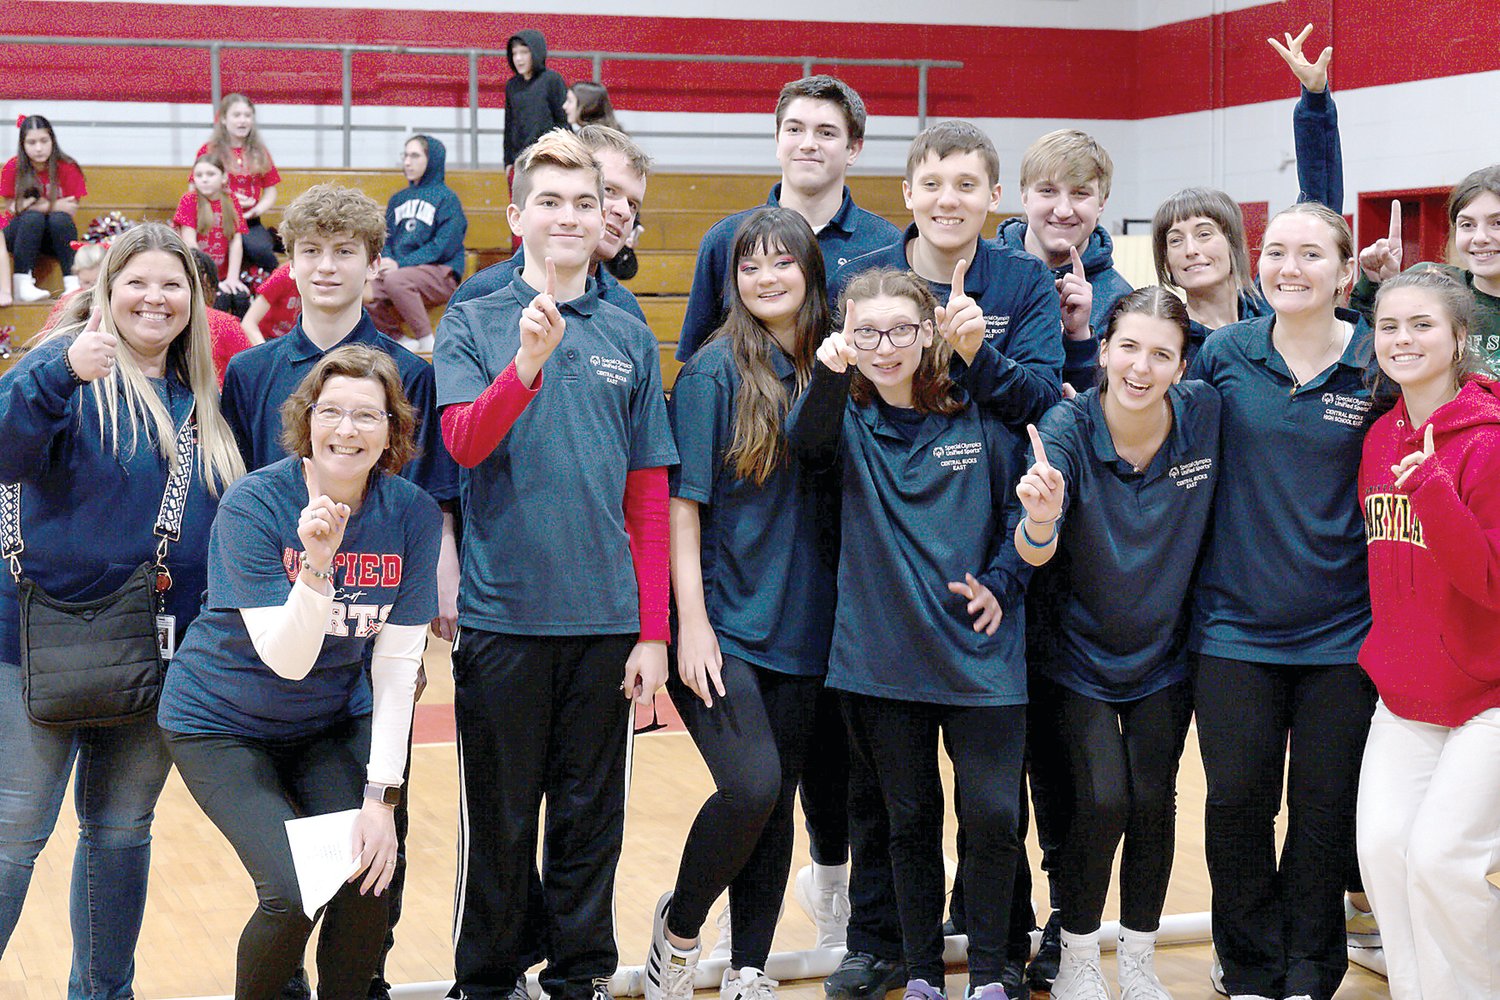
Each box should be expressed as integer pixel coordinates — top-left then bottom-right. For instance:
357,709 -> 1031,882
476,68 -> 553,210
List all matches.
1033,382 -> 1220,700
668,339 -> 836,676
158,457 -> 441,739
835,225 -> 1064,427
787,367 -> 1029,706
677,184 -> 901,360
433,272 -> 678,635
1186,290 -> 1270,366
448,246 -> 647,323
219,312 -> 459,504
0,339 -> 221,666
1187,310 -> 1379,664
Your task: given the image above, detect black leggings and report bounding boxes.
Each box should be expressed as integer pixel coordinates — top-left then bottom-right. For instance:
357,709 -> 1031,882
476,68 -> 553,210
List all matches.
665,654 -> 821,969
799,686 -> 850,866
842,692 -> 1025,987
4,209 -> 77,274
242,218 -> 280,272
165,716 -> 389,1000
1195,654 -> 1376,1000
1041,675 -> 1193,936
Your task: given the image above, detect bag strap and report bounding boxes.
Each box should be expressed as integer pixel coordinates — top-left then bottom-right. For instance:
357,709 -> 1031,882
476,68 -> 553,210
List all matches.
3,408 -> 198,585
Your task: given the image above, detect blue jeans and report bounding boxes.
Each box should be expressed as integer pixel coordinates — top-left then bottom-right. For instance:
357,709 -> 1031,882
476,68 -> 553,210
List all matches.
0,661 -> 172,999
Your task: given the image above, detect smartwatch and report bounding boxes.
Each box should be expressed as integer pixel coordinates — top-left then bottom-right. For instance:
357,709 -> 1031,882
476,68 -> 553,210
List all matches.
363,782 -> 401,807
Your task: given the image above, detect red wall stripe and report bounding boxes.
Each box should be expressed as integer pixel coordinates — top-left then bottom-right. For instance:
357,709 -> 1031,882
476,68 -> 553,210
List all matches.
0,1 -> 1488,120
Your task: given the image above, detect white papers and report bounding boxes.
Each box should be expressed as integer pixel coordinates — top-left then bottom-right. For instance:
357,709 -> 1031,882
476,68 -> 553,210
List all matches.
284,809 -> 362,918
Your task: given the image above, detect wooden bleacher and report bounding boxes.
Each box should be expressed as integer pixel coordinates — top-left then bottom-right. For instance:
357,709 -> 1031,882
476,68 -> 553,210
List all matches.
0,166 -> 943,388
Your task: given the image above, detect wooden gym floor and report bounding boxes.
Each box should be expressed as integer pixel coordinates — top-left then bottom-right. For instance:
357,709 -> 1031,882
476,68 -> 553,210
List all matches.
0,639 -> 1389,999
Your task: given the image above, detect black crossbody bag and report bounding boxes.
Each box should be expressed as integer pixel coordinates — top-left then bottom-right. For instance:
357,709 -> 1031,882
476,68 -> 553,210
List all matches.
2,415 -> 195,727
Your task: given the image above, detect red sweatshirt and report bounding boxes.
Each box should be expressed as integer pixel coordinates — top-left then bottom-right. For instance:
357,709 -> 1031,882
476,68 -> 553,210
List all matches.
1358,376 -> 1500,726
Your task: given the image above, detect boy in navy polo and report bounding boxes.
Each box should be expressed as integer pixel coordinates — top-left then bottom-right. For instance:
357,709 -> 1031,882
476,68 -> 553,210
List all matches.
433,130 -> 677,1000
218,182 -> 461,1000
998,129 -> 1133,392
826,119 -> 1063,1000
450,124 -> 650,323
678,75 -> 900,360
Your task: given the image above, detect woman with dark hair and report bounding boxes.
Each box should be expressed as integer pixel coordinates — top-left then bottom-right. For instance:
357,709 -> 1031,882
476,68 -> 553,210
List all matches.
0,222 -> 244,996
157,344 -> 441,1000
1014,287 -> 1219,1000
644,207 -> 834,1000
565,81 -> 622,132
2,114 -> 87,302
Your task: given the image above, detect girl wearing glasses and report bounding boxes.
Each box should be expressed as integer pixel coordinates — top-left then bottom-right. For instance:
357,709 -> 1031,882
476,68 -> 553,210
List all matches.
787,266 -> 1029,1000
645,208 -> 836,1000
158,344 -> 442,999
1013,288 -> 1219,1000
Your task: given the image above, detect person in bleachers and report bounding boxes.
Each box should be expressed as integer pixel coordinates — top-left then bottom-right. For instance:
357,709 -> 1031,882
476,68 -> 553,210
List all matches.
3,115 -> 86,303
200,94 -> 282,273
366,135 -> 467,354
565,82 -> 622,132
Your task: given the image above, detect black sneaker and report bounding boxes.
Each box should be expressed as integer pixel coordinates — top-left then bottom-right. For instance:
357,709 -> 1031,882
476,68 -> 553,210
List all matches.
998,959 -> 1026,999
1024,913 -> 1061,992
367,979 -> 393,1000
824,951 -> 907,1000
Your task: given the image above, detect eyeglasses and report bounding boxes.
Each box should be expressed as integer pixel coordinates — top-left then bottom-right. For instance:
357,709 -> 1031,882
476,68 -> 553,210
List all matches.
850,324 -> 922,351
309,403 -> 390,431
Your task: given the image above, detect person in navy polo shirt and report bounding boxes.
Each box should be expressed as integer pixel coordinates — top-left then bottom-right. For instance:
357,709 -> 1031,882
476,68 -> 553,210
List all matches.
788,267 -> 1029,1000
433,130 -> 677,1000
1187,202 -> 1379,1000
1013,288 -> 1219,1000
450,125 -> 650,322
678,76 -> 900,362
160,345 -> 440,1000
643,207 -> 838,1000
217,182 -> 460,1000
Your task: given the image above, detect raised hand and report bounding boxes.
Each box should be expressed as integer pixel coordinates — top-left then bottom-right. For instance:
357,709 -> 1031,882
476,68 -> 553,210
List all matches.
1268,23 -> 1332,94
1392,422 -> 1435,490
816,300 -> 861,373
1057,246 -> 1093,340
516,257 -> 566,387
299,457 -> 351,578
67,309 -> 118,382
947,572 -> 1002,635
1015,423 -> 1065,524
1359,200 -> 1404,284
934,258 -> 985,363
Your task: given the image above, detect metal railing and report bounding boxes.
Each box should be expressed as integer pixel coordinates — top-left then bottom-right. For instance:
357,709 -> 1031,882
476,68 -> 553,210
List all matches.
1,35 -> 962,167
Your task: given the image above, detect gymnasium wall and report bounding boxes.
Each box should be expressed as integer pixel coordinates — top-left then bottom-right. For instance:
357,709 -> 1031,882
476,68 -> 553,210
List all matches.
2,0 -> 1491,241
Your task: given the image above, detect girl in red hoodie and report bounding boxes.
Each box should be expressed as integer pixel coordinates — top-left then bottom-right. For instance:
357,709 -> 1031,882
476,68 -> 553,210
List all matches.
1356,268 -> 1500,1000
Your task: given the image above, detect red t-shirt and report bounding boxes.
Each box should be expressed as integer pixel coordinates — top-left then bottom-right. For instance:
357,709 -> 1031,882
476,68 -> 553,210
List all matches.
208,307 -> 253,387
1,157 -> 88,201
194,142 -> 281,208
173,191 -> 248,280
255,262 -> 301,339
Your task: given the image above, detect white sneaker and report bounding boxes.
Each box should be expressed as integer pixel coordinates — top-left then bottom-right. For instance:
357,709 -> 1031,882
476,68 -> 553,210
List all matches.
644,892 -> 699,1000
721,967 -> 778,1000
794,863 -> 850,950
1116,934 -> 1172,1000
709,903 -> 733,961
13,274 -> 50,303
1051,939 -> 1113,1000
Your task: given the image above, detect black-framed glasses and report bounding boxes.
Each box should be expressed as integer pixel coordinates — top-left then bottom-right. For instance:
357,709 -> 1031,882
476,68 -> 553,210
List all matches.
850,323 -> 922,351
309,403 -> 390,432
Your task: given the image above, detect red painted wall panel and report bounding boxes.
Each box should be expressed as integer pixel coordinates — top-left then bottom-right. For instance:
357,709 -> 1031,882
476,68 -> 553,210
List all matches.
0,1 -> 1490,119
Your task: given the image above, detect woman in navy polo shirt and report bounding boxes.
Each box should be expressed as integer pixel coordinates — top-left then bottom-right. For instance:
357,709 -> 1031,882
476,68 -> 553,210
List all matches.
644,207 -> 836,1000
788,267 -> 1028,1000
1187,202 -> 1378,1000
158,345 -> 441,1000
1014,288 -> 1218,1000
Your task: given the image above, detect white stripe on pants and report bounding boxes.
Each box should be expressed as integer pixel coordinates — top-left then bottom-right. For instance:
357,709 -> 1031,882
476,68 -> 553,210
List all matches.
1357,699 -> 1500,1000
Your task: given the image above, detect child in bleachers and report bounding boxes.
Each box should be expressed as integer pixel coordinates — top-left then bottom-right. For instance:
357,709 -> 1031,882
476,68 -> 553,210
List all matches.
190,247 -> 253,386
36,241 -> 107,335
175,153 -> 250,317
200,93 -> 281,272
2,114 -> 86,303
241,260 -> 300,344
565,81 -> 621,132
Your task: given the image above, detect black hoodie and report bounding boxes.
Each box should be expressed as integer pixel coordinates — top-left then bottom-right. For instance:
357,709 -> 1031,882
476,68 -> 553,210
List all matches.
504,29 -> 570,167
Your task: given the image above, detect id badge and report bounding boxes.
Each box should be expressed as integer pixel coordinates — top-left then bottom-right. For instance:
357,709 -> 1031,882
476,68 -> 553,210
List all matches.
156,614 -> 177,661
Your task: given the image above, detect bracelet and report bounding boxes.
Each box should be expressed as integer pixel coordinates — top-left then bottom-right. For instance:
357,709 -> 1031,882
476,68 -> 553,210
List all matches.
1020,516 -> 1059,548
300,553 -> 335,580
61,348 -> 84,384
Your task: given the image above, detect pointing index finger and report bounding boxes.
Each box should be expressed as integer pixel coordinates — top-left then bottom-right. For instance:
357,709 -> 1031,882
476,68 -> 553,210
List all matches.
303,457 -> 322,505
1027,423 -> 1051,470
544,256 -> 557,300
1070,245 -> 1085,279
841,299 -> 857,336
949,258 -> 969,301
1389,200 -> 1402,247
1424,422 -> 1434,455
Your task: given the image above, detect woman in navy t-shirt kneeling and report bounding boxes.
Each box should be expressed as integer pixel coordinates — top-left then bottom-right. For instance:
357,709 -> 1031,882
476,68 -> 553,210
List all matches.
159,344 -> 441,1000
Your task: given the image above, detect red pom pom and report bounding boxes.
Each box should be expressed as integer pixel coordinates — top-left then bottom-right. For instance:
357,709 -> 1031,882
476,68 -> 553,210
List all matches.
15,114 -> 26,129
